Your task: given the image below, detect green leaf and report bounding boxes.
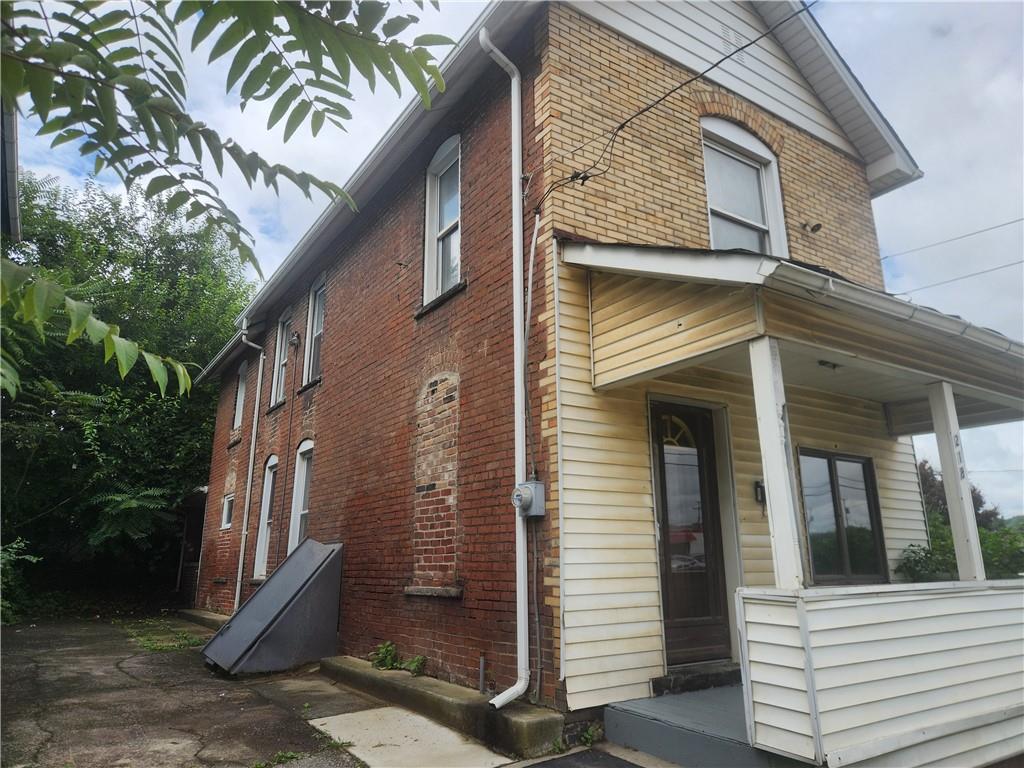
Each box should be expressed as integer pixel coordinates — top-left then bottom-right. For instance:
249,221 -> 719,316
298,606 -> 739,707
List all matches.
85,314 -> 110,345
1,258 -> 34,305
105,334 -> 139,378
142,352 -> 168,397
25,65 -> 55,121
169,358 -> 191,396
165,190 -> 191,212
356,1 -> 388,32
413,34 -> 455,47
390,44 -> 430,108
268,83 -> 302,129
311,110 -> 325,137
1,58 -> 25,102
208,19 -> 249,63
201,129 -> 224,175
227,34 -> 266,92
283,100 -> 312,142
239,61 -> 272,100
66,76 -> 87,111
0,349 -> 21,399
191,3 -> 230,50
146,176 -> 179,197
65,296 -> 93,344
97,84 -> 119,141
341,34 -> 375,91
382,15 -> 417,38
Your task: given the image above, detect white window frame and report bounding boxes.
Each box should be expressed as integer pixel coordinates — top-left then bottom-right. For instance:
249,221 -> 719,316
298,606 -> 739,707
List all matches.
253,455 -> 278,578
232,359 -> 248,429
288,439 -> 314,554
700,117 -> 789,259
220,494 -> 234,530
303,277 -> 326,385
423,135 -> 461,304
270,316 -> 292,405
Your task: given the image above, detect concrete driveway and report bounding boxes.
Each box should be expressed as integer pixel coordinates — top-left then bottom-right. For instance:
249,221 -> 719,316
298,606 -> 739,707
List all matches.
1,617 -> 363,768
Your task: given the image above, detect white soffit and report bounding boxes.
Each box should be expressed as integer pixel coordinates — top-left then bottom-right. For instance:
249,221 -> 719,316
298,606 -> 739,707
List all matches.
751,0 -> 921,196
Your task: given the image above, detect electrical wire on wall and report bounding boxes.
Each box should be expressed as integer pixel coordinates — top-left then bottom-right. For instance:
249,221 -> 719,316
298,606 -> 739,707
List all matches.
528,1 -> 821,215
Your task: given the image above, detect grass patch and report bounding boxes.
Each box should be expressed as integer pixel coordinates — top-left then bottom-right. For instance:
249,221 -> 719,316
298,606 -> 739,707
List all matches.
120,617 -> 206,651
252,751 -> 305,768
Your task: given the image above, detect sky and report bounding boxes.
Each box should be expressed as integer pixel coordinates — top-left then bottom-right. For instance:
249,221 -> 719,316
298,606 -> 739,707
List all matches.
17,1 -> 1023,515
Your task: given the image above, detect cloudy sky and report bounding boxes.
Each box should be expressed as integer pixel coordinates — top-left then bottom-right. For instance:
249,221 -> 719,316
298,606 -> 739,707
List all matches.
18,1 -> 1023,515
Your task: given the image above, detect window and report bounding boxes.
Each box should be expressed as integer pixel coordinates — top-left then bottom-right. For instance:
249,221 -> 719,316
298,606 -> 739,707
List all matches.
253,456 -> 278,578
232,360 -> 248,429
798,450 -> 887,584
303,280 -> 326,384
220,495 -> 234,530
288,439 -> 314,554
271,317 -> 292,404
701,117 -> 788,258
423,135 -> 461,303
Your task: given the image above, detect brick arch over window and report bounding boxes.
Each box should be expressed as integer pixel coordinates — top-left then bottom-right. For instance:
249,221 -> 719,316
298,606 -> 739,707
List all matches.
411,371 -> 460,589
692,90 -> 785,157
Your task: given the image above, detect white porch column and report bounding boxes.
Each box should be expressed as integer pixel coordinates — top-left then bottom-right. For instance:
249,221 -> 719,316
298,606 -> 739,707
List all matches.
927,381 -> 986,581
749,337 -> 805,589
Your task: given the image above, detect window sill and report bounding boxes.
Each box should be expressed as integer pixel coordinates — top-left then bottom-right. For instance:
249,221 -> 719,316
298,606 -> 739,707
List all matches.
212,577 -> 228,585
415,280 -> 467,319
266,399 -> 286,416
250,578 -> 266,585
403,585 -> 463,599
226,434 -> 242,449
297,376 -> 322,396
219,524 -> 232,532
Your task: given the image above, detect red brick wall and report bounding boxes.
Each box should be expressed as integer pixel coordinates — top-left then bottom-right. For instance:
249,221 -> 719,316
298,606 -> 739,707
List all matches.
195,22 -> 559,701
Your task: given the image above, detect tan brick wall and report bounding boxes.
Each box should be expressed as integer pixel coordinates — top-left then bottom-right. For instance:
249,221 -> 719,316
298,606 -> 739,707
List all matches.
539,5 -> 884,289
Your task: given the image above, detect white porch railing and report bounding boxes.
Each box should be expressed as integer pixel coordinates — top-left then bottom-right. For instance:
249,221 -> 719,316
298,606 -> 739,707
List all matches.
735,580 -> 1024,767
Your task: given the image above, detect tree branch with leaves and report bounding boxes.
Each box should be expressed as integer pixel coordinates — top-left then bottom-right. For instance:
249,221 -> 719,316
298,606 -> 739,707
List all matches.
1,0 -> 453,397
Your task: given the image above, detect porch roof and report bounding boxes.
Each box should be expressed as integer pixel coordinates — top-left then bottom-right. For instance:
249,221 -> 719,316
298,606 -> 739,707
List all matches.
562,242 -> 1024,434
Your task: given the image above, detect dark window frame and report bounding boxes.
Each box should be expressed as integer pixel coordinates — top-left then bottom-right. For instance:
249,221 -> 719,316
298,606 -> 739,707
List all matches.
798,448 -> 889,586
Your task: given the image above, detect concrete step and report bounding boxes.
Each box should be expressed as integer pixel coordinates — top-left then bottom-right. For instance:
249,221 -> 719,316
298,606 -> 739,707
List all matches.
319,655 -> 563,759
605,686 -> 803,768
650,660 -> 741,697
177,608 -> 229,631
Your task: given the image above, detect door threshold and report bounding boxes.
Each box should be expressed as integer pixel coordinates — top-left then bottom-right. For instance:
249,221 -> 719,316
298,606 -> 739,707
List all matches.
653,659 -> 740,696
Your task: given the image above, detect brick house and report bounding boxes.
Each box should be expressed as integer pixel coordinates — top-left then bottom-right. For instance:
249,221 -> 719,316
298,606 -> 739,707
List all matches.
195,3 -> 1023,766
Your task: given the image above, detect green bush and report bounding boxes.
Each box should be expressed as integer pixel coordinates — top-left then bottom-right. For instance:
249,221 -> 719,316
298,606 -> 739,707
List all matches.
0,538 -> 41,623
897,511 -> 1024,582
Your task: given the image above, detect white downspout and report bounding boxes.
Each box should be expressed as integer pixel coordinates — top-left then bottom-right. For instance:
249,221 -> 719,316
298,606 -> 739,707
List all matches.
480,27 -> 529,709
233,316 -> 266,611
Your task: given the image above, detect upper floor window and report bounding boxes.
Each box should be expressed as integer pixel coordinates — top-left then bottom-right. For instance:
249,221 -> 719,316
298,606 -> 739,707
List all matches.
232,360 -> 248,429
798,449 -> 887,585
303,280 -> 326,384
701,117 -> 788,258
271,316 -> 292,405
423,135 -> 461,303
288,439 -> 314,554
220,494 -> 234,530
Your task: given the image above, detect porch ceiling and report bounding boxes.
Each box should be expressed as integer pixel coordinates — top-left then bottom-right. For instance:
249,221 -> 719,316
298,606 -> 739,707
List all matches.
656,339 -> 1024,436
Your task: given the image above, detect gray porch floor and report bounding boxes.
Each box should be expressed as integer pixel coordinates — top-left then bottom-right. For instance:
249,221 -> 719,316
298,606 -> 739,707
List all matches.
605,686 -> 803,768
611,685 -> 748,744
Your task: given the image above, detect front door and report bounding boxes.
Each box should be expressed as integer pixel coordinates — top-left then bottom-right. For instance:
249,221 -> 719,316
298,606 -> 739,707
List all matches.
651,401 -> 731,665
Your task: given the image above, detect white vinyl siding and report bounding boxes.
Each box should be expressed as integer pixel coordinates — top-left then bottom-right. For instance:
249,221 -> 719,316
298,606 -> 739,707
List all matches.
567,0 -> 856,155
737,582 -> 1024,767
555,268 -> 928,711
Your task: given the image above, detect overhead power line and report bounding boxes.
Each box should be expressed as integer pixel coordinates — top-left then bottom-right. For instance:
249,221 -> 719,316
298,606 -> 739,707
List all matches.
897,258 -> 1024,294
534,0 -> 820,210
881,217 -> 1024,261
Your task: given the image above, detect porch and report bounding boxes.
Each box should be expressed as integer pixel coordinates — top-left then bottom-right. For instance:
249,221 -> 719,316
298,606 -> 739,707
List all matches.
555,243 -> 1024,767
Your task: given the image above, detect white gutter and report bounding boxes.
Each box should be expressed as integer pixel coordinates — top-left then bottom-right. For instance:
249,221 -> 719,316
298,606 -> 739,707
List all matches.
479,27 -> 529,710
233,317 -> 266,611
